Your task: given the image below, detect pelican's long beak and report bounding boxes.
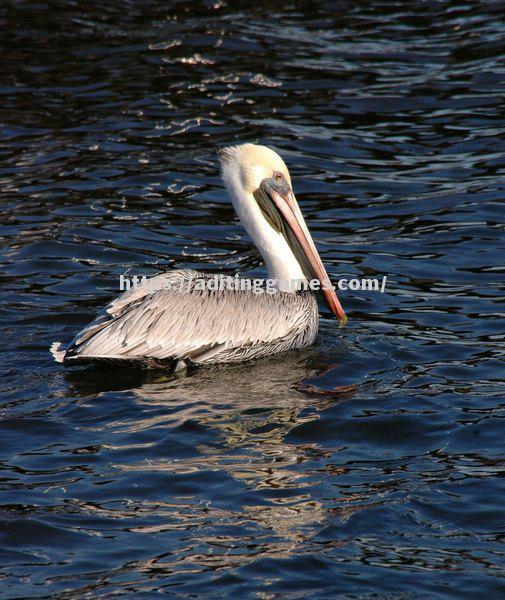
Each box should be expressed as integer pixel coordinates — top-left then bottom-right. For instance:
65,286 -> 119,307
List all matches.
262,181 -> 347,325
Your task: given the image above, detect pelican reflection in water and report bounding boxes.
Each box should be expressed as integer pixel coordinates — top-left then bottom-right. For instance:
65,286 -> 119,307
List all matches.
51,143 -> 346,369
64,353 -> 357,555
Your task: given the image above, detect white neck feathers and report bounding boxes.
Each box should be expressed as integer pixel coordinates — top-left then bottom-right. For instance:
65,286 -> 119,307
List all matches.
222,166 -> 305,291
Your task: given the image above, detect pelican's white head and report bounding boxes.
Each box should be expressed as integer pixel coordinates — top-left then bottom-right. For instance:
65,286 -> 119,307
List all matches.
219,143 -> 346,324
220,143 -> 292,195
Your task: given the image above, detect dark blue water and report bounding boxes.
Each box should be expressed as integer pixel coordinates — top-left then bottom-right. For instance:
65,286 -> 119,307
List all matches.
1,1 -> 504,597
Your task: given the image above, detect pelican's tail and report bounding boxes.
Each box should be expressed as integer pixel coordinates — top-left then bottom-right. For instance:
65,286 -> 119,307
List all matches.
50,342 -> 66,363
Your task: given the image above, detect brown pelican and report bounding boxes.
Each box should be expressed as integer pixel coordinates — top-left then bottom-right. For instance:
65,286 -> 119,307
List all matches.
51,143 -> 346,369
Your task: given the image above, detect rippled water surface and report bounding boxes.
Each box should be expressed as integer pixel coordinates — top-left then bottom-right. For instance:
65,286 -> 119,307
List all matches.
1,1 -> 504,597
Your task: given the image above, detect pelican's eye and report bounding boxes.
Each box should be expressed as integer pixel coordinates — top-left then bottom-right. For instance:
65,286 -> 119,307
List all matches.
273,171 -> 283,182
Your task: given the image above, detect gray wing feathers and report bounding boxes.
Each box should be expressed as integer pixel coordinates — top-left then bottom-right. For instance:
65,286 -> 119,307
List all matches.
59,270 -> 318,365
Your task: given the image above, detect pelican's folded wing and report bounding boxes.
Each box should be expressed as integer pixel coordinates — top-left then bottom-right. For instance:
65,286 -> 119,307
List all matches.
53,270 -> 317,366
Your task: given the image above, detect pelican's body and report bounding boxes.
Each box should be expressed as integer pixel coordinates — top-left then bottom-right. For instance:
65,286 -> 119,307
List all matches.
51,144 -> 345,369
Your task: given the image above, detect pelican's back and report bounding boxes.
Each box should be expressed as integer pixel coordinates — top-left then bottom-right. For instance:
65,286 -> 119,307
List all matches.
51,270 -> 318,368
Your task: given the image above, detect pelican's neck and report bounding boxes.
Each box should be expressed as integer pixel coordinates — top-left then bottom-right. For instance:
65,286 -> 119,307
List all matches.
228,184 -> 305,292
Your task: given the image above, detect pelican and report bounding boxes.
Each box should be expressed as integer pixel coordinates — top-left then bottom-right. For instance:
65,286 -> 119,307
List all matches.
51,143 -> 346,369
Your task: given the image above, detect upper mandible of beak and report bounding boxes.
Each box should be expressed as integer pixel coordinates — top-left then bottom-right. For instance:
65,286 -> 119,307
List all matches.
264,182 -> 347,325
